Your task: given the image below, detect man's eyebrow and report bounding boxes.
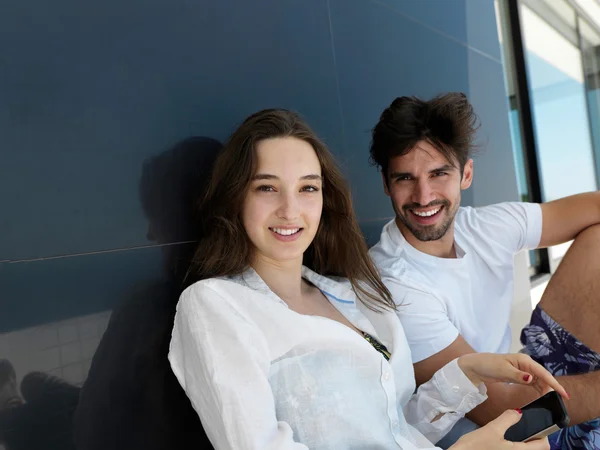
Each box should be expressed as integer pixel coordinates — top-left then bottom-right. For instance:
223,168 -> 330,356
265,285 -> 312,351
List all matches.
389,165 -> 456,179
389,171 -> 412,179
430,164 -> 455,173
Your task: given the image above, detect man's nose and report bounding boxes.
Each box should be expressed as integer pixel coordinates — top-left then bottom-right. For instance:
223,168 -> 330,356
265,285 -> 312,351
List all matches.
411,179 -> 435,206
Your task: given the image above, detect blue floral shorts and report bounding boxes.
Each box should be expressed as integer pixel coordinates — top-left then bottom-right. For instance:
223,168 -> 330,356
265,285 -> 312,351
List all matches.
521,306 -> 600,449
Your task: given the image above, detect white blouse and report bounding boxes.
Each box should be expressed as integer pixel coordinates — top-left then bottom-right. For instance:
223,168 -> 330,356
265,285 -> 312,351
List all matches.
169,266 -> 487,449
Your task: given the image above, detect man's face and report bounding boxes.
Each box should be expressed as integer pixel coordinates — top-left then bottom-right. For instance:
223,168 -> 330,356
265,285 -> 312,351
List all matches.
383,140 -> 473,242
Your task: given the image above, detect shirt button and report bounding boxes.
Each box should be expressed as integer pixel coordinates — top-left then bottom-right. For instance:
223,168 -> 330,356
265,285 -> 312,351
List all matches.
453,385 -> 460,392
383,372 -> 391,381
392,419 -> 399,427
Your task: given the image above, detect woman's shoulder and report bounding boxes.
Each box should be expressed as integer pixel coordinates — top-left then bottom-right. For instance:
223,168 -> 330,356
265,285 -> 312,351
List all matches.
180,277 -> 250,305
175,277 -> 271,333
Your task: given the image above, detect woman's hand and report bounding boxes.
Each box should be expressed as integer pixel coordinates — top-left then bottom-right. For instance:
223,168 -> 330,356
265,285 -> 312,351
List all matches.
457,353 -> 569,401
449,410 -> 549,450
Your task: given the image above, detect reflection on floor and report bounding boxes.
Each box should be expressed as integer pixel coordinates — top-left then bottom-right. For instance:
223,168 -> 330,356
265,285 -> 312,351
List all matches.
0,311 -> 112,388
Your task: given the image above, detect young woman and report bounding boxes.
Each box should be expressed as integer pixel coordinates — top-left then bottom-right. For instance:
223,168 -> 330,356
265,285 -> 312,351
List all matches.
169,109 -> 566,450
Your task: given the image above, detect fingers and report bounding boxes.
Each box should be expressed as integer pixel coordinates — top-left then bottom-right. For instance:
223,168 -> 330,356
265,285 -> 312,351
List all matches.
516,355 -> 569,401
486,409 -> 523,434
504,363 -> 535,386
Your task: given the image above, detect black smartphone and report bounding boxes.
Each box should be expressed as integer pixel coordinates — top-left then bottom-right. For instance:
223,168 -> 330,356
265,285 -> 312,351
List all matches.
504,391 -> 570,442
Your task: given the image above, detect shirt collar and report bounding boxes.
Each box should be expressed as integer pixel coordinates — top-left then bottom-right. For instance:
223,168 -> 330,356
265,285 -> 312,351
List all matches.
231,265 -> 380,338
234,265 -> 357,304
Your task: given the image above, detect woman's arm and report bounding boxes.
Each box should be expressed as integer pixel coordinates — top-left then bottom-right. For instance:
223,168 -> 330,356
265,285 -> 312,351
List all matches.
404,358 -> 487,444
405,352 -> 567,446
169,282 -> 308,450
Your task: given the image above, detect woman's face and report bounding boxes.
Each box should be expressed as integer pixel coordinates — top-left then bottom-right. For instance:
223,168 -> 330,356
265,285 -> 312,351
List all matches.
242,136 -> 323,266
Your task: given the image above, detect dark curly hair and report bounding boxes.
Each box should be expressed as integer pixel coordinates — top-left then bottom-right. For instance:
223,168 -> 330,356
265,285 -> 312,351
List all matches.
370,92 -> 480,182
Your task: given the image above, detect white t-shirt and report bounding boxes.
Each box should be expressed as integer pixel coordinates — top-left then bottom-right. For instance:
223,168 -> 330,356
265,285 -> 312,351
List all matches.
169,266 -> 487,449
369,202 -> 543,363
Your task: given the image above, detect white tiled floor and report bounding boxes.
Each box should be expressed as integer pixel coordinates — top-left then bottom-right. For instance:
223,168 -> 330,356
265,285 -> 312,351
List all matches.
509,279 -> 549,353
0,310 -> 112,387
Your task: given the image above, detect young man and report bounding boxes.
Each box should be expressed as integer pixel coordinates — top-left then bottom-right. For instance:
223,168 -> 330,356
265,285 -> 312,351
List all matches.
368,93 -> 600,449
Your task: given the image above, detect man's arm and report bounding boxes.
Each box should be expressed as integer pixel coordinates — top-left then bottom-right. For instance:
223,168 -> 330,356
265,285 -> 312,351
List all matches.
539,192 -> 600,248
414,335 -> 600,426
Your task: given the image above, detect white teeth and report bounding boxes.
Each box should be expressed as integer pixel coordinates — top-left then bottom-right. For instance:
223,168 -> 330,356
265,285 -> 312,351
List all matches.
413,207 -> 441,217
272,228 -> 300,236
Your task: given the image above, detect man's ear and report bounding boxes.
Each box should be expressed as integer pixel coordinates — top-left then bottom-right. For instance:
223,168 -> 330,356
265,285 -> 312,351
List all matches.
382,171 -> 390,196
461,159 -> 473,190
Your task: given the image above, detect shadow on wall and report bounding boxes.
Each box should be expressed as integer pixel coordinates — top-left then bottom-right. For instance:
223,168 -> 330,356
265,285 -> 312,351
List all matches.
0,137 -> 222,450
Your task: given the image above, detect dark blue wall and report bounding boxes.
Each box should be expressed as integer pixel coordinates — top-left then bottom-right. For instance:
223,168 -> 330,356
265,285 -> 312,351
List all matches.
0,0 -> 510,426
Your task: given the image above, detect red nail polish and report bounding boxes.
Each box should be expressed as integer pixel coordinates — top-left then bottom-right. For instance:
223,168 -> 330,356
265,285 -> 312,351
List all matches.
523,374 -> 531,382
566,392 -> 571,400
515,408 -> 522,414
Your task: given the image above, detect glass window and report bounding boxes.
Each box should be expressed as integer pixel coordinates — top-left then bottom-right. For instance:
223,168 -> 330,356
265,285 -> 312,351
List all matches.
573,0 -> 600,30
496,0 -> 544,275
579,17 -> 600,187
545,0 -> 577,30
520,3 -> 599,261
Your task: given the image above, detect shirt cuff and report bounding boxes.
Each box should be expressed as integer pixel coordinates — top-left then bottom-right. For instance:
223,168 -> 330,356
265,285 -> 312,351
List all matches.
434,358 -> 488,412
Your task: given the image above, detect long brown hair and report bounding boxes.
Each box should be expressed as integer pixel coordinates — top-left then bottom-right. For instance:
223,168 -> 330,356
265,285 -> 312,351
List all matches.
188,109 -> 395,312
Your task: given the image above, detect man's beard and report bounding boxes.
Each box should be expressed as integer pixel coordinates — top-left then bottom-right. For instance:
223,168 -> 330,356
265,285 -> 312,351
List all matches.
395,199 -> 458,242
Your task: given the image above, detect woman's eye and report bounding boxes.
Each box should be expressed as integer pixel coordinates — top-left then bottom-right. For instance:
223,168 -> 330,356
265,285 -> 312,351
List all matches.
301,185 -> 319,192
256,185 -> 275,192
